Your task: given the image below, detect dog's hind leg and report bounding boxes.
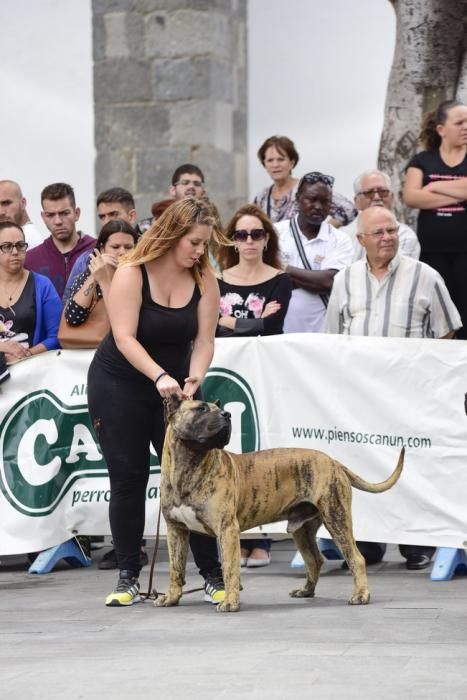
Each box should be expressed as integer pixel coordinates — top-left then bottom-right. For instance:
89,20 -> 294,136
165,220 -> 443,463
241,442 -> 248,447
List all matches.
154,523 -> 189,608
319,497 -> 370,605
289,518 -> 323,599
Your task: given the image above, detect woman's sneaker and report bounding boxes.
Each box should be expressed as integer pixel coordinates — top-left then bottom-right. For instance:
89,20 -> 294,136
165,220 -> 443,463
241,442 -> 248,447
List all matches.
204,575 -> 226,604
105,571 -> 141,607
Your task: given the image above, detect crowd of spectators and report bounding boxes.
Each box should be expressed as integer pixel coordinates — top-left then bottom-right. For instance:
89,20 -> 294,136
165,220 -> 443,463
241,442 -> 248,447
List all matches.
2,97 -> 466,577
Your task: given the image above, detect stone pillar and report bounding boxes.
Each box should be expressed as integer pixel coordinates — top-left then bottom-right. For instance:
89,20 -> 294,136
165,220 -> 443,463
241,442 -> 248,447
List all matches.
92,0 -> 248,222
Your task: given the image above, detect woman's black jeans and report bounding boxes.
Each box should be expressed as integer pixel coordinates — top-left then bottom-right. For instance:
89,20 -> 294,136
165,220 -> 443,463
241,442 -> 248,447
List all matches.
87,362 -> 222,578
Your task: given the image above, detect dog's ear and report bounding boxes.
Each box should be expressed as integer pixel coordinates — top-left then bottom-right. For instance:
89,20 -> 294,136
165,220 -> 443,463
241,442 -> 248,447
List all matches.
214,399 -> 221,408
164,394 -> 183,422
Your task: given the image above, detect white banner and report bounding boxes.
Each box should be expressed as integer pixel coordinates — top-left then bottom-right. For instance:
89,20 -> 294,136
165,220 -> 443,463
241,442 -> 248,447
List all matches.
1,335 -> 467,555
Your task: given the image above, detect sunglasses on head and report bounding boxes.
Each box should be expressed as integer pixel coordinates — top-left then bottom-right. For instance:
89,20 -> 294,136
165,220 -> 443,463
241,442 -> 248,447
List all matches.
232,229 -> 267,242
299,172 -> 335,189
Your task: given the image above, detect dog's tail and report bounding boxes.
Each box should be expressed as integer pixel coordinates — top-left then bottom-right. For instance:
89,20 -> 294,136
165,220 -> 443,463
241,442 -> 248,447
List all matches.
342,447 -> 404,493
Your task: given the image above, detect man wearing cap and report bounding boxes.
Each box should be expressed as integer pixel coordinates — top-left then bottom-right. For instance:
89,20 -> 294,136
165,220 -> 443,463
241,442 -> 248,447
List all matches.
275,172 -> 353,333
341,169 -> 420,262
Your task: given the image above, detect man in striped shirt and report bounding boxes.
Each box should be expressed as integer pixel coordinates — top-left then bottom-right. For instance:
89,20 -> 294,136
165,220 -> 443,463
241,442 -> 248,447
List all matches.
324,206 -> 461,570
325,207 -> 461,339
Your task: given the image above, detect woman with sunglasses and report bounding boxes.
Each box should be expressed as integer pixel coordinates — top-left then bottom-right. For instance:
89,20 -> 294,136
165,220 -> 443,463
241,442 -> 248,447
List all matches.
0,221 -> 61,364
253,135 -> 356,227
216,204 -> 292,566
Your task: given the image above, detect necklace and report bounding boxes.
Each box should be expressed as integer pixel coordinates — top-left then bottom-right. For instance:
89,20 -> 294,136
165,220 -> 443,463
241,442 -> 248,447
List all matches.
1,272 -> 25,309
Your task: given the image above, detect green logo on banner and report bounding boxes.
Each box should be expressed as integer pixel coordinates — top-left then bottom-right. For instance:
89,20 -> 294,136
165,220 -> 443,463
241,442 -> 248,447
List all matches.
0,389 -> 159,517
0,369 -> 258,516
202,367 -> 260,453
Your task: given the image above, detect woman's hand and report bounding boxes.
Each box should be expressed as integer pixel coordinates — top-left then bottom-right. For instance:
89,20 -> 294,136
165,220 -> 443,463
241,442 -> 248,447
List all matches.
1,341 -> 31,363
261,300 -> 281,318
88,249 -> 118,286
155,373 -> 184,399
182,376 -> 200,398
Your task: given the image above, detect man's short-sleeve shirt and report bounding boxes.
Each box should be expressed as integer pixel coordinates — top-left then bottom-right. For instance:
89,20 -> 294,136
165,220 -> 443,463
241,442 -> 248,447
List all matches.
324,254 -> 462,338
275,216 -> 353,333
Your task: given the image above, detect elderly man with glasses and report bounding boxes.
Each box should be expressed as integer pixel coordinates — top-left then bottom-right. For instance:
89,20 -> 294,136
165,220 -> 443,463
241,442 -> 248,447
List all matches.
324,205 -> 461,570
341,169 -> 420,262
275,171 -> 353,334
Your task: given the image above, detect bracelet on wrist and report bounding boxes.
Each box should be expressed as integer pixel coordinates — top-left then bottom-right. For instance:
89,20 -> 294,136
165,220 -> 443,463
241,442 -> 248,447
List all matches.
154,371 -> 168,387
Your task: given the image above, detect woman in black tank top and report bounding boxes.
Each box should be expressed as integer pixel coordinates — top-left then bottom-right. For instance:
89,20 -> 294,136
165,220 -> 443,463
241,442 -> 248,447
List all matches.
87,198 -> 223,607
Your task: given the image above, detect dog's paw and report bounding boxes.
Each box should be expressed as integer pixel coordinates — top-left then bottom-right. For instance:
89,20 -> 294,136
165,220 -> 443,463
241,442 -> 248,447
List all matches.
216,600 -> 240,613
289,587 -> 315,598
154,593 -> 181,608
348,590 -> 370,605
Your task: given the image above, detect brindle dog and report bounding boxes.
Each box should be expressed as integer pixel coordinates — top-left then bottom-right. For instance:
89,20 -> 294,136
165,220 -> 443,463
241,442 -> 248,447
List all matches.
155,396 -> 404,613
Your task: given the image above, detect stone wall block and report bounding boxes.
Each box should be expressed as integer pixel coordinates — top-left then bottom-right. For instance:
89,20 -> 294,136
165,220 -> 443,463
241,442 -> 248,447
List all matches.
152,57 -> 211,100
135,146 -> 192,193
145,10 -> 231,59
211,59 -> 234,101
233,151 -> 248,204
126,11 -> 146,58
214,102 -> 233,152
169,101 -> 214,146
95,59 -> 152,103
104,12 -> 130,57
191,145 -> 233,210
93,0 -> 129,14
99,104 -> 170,149
233,108 -> 247,151
93,12 -> 106,61
95,148 -> 135,195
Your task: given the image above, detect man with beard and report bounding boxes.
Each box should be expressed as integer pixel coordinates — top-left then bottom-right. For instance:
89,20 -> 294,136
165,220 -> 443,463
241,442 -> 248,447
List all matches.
25,182 -> 95,298
0,180 -> 45,249
275,172 -> 353,333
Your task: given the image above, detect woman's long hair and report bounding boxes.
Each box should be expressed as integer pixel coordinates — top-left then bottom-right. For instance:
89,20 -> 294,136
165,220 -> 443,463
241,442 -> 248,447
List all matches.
420,99 -> 464,150
122,198 -> 215,289
216,204 -> 283,271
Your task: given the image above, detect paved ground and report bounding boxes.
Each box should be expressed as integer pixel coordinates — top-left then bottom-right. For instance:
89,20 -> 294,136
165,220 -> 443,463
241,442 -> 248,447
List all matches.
1,540 -> 467,700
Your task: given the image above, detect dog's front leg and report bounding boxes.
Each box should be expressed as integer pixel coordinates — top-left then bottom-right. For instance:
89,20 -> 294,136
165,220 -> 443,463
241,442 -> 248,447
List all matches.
154,522 -> 189,608
216,521 -> 241,613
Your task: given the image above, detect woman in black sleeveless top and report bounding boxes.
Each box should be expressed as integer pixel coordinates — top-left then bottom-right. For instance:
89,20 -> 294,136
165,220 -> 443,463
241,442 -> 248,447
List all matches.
404,99 -> 467,338
87,198 -> 223,607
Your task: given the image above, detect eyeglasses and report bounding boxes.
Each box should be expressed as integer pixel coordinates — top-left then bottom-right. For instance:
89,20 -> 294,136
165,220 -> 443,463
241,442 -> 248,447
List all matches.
362,226 -> 399,239
232,229 -> 267,242
299,172 -> 335,189
0,241 -> 29,254
357,188 -> 391,199
175,179 -> 204,188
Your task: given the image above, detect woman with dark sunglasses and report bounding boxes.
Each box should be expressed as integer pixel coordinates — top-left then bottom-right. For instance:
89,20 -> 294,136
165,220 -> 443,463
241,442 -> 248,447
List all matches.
215,204 -> 292,566
0,221 -> 61,365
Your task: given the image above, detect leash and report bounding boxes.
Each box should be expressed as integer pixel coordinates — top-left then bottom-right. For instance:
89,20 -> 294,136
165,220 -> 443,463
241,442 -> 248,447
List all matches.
139,502 -> 204,601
